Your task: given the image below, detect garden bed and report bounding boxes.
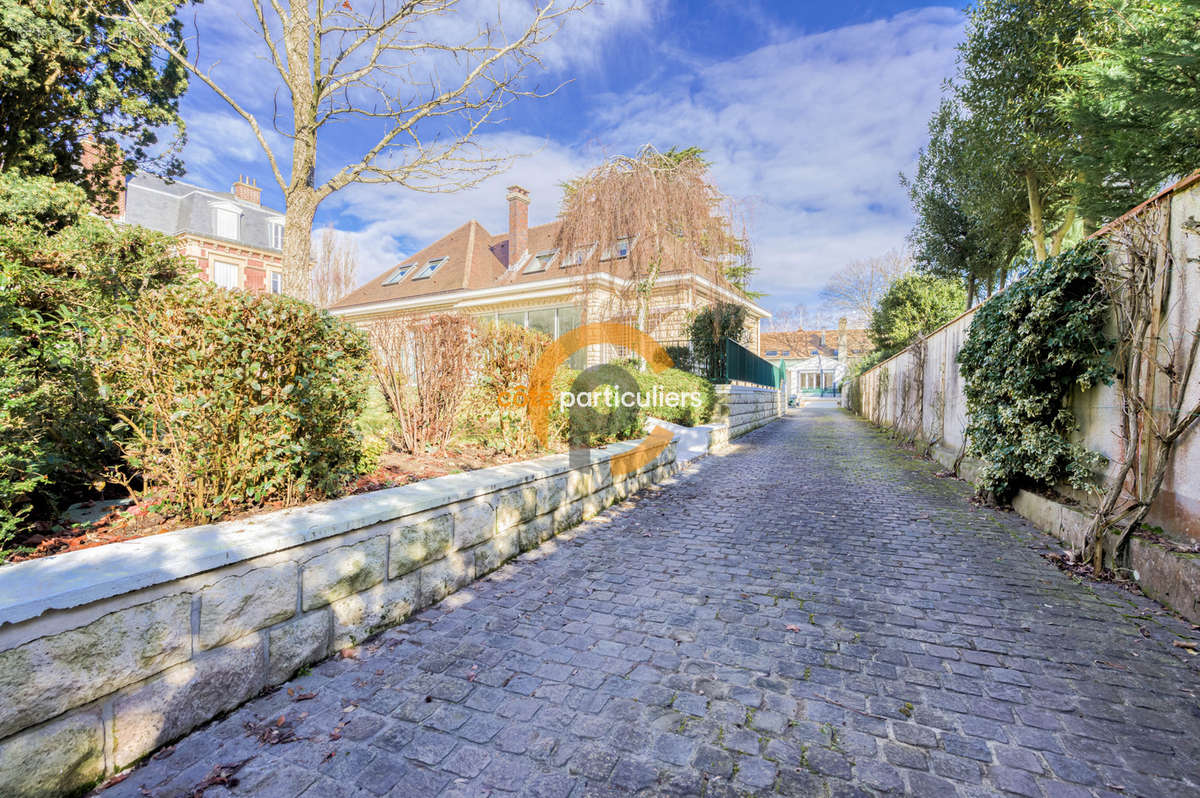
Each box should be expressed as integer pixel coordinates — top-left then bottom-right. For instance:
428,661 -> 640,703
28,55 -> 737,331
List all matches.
2,444 -> 554,565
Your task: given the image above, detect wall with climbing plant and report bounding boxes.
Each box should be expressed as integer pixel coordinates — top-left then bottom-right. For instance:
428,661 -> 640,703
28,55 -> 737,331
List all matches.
843,176 -> 1200,545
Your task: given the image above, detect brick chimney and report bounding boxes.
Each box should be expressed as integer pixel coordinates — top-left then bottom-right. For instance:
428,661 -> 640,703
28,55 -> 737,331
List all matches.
80,138 -> 126,218
837,317 -> 848,362
233,175 -> 261,205
506,185 -> 530,265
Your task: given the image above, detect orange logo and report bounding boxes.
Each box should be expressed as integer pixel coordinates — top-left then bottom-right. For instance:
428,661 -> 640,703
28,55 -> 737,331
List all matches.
528,323 -> 676,478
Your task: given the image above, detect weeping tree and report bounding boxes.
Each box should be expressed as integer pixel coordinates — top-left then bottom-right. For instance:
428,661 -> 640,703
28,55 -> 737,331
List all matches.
117,0 -> 588,294
555,146 -> 754,341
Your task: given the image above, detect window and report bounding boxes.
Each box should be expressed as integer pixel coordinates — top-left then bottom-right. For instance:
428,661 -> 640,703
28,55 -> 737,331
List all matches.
765,350 -> 778,357
781,350 -> 790,356
601,237 -> 632,261
213,261 -> 238,289
382,265 -> 413,286
561,245 -> 594,268
214,207 -> 239,240
497,310 -> 525,328
526,250 -> 556,273
528,308 -> 555,337
269,272 -> 282,294
414,257 -> 447,279
269,221 -> 283,250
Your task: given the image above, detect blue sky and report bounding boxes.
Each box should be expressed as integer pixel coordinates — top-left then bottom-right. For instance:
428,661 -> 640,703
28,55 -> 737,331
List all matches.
175,1 -> 965,317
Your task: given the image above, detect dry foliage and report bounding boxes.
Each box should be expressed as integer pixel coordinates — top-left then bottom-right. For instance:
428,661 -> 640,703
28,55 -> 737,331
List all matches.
367,314 -> 475,454
473,323 -> 550,454
1082,206 -> 1200,569
311,226 -> 358,308
820,249 -> 913,324
556,146 -> 748,336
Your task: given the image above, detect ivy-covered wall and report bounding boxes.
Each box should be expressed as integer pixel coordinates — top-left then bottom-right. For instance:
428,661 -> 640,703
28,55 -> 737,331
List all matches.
842,181 -> 1200,541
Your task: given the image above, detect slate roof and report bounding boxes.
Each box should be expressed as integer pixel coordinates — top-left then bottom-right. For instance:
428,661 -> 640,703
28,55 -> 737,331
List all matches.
123,172 -> 285,251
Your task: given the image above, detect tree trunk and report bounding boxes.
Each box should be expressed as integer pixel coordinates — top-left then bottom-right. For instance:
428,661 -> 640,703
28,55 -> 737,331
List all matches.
280,2 -> 319,300
1025,171 -> 1048,262
281,187 -> 318,298
1049,204 -> 1076,258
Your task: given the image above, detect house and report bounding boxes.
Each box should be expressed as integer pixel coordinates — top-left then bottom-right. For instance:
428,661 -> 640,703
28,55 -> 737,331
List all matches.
113,172 -> 286,293
760,320 -> 872,394
328,186 -> 769,363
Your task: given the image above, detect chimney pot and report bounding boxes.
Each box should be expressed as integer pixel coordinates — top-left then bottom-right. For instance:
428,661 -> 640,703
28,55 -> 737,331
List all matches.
506,185 -> 530,266
233,176 -> 262,205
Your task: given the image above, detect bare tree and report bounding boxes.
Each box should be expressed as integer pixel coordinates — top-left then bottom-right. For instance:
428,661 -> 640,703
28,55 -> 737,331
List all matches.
366,314 -> 475,453
556,145 -> 749,338
311,225 -> 359,307
116,0 -> 588,294
820,249 -> 912,324
766,304 -> 838,333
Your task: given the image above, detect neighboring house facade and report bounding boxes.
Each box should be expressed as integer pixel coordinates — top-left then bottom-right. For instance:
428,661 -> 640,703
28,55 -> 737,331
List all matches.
115,172 -> 287,293
761,320 -> 872,395
328,186 -> 768,362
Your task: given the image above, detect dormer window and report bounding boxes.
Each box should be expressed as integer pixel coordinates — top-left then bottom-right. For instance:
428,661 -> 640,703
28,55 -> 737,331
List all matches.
601,237 -> 633,261
414,257 -> 446,279
526,249 -> 556,273
269,220 -> 283,250
561,245 -> 594,268
213,206 -> 240,240
381,264 -> 414,286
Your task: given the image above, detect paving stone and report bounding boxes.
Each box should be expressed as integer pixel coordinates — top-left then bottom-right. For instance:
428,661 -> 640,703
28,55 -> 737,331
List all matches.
90,408 -> 1200,798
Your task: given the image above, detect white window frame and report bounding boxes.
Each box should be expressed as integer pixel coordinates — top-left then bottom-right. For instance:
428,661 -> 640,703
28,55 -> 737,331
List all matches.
414,256 -> 447,279
526,249 -> 557,273
561,244 -> 595,268
213,205 -> 240,240
269,220 -> 283,250
269,271 -> 282,294
601,236 -> 633,261
212,260 -> 238,289
381,264 -> 414,286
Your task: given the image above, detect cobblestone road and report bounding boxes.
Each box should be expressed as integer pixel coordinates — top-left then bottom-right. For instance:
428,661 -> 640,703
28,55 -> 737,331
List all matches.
100,403 -> 1200,798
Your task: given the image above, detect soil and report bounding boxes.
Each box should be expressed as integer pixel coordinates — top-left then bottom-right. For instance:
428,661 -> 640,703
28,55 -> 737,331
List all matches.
2,443 -> 540,565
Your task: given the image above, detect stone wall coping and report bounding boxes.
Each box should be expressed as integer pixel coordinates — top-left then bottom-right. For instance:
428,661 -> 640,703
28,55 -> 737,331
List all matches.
0,438 -> 664,628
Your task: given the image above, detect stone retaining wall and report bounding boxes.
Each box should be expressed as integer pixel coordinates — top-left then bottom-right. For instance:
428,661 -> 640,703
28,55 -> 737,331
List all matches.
714,384 -> 784,439
0,438 -> 678,798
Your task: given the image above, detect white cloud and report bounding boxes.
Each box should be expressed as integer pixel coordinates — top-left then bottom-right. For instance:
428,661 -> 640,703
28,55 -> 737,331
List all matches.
584,7 -> 964,311
327,6 -> 964,311
177,3 -> 963,317
325,132 -> 591,282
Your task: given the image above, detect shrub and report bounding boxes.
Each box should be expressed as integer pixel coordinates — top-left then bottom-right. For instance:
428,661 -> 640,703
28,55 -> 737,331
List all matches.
0,172 -> 184,532
957,241 -> 1113,500
663,344 -> 693,373
354,385 -> 395,474
472,322 -> 550,454
98,282 -> 370,521
869,273 -> 965,355
550,365 -> 716,448
367,314 -> 475,453
687,302 -> 748,380
635,367 -> 716,427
